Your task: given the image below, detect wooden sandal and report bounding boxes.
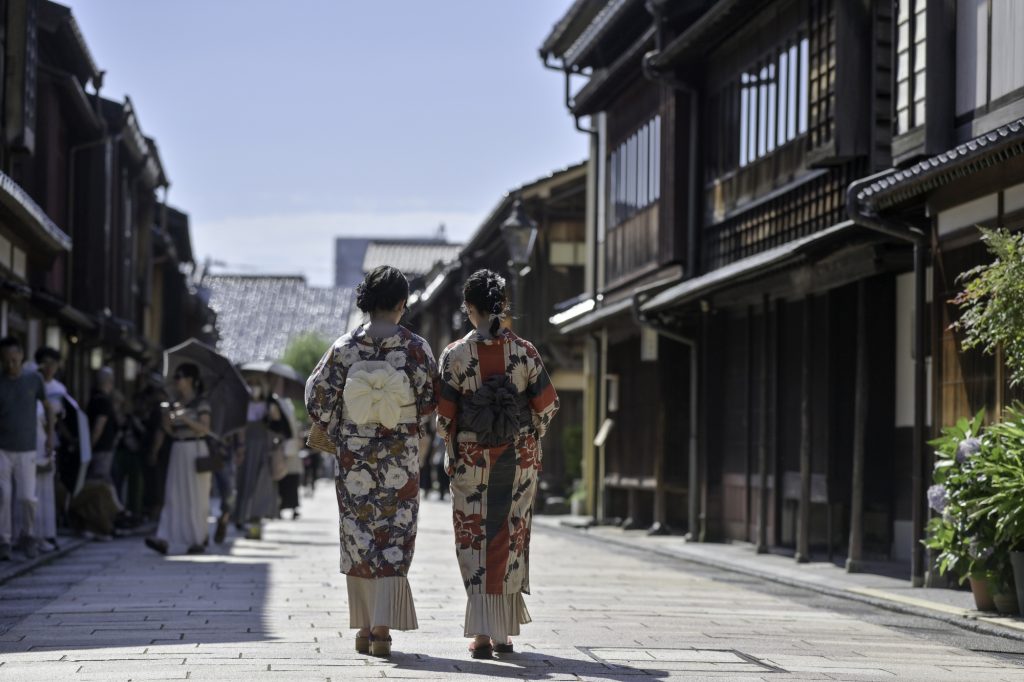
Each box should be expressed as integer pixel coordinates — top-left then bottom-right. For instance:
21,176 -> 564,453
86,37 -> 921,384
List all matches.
469,640 -> 493,659
370,635 -> 392,657
354,633 -> 370,654
492,639 -> 513,654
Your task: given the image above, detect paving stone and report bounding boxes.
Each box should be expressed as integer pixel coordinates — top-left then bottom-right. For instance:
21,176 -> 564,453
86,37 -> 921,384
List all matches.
1,486 -> 1024,679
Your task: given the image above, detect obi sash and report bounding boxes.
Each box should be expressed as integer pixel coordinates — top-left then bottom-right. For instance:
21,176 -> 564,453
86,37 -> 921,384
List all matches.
341,360 -> 416,429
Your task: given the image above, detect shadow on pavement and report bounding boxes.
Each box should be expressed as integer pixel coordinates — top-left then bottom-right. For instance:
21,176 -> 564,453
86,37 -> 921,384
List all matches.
392,651 -> 670,680
0,538 -> 274,654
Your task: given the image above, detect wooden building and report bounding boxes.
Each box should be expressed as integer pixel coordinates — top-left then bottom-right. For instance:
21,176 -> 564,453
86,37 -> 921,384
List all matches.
543,0 -> 1014,583
0,0 -> 213,402
407,163 -> 588,500
847,1 -> 1024,582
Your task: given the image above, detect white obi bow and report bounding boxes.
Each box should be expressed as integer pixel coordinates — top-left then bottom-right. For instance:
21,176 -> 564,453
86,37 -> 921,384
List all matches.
343,362 -> 414,429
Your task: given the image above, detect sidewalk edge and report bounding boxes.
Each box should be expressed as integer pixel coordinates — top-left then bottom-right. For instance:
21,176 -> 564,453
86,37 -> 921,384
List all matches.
538,521 -> 1024,644
0,538 -> 89,586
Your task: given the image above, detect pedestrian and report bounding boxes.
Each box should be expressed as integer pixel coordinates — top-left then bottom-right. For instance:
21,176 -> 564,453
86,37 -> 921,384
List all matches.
436,269 -> 559,659
135,373 -> 169,522
301,441 -> 322,497
0,337 -> 55,560
145,362 -> 212,555
430,430 -> 449,501
305,265 -> 437,658
86,367 -> 119,485
33,347 -> 67,552
233,380 -> 279,540
276,399 -> 303,520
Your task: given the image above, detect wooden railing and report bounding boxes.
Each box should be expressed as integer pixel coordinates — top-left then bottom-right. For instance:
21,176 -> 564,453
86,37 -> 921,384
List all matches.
606,204 -> 660,287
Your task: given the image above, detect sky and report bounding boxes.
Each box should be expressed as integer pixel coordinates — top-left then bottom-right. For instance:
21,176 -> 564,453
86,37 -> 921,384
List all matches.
62,1 -> 588,286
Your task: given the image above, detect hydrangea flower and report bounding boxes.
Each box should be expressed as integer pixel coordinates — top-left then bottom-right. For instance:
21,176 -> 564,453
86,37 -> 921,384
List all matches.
927,483 -> 949,513
956,437 -> 981,463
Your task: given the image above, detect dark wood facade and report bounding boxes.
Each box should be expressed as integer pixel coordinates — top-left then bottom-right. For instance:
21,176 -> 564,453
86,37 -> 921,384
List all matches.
408,164 -> 587,502
0,0 -> 213,403
542,0 -> 966,575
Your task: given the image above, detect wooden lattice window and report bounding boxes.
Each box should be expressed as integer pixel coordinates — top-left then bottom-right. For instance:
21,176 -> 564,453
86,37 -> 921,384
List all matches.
608,116 -> 661,228
895,0 -> 926,133
737,37 -> 810,169
701,164 -> 861,270
807,0 -> 836,149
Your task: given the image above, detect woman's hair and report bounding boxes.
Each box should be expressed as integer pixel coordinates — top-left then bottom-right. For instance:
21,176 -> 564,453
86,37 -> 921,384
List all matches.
463,268 -> 508,336
177,362 -> 204,396
355,265 -> 409,313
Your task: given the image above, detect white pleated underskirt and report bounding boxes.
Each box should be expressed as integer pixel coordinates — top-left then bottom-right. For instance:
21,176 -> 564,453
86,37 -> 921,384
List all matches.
346,575 -> 418,631
463,593 -> 532,641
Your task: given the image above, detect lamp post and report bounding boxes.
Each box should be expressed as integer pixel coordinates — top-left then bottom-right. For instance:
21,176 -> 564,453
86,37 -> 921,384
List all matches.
500,198 -> 538,328
501,198 -> 538,273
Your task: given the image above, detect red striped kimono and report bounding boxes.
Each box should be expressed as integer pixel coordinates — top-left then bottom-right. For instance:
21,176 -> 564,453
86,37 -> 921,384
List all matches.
436,327 -> 559,641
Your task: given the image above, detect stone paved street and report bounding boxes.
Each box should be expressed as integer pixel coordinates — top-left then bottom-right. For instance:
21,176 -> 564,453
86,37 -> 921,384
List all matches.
2,485 -> 1024,680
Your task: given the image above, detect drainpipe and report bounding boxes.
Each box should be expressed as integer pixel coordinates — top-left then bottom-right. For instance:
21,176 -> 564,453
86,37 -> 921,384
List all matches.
632,289 -> 699,541
541,52 -> 597,136
846,171 -> 929,587
642,4 -> 699,279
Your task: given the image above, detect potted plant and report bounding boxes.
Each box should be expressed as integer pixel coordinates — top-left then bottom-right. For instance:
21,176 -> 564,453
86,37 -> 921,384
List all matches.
970,405 -> 1024,615
924,410 -> 1002,611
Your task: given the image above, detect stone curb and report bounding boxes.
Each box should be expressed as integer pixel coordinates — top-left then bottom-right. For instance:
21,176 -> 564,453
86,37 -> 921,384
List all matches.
537,520 -> 1024,644
0,537 -> 89,587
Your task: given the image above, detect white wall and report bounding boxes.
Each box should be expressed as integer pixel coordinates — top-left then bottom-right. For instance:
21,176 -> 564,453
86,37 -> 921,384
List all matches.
894,270 -> 933,429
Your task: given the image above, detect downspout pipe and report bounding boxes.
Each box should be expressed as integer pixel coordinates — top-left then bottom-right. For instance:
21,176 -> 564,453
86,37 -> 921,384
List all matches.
541,52 -> 597,136
642,4 -> 699,280
846,171 -> 929,587
632,289 -> 699,541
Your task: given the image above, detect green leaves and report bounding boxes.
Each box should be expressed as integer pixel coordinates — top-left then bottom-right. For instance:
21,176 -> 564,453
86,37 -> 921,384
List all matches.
925,405 -> 1024,586
954,228 -> 1024,387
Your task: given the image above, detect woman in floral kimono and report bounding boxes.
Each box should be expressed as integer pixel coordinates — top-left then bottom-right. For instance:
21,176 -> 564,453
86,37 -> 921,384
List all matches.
305,265 -> 437,658
437,269 -> 559,659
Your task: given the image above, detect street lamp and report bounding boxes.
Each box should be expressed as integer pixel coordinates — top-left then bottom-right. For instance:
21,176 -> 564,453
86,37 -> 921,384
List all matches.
500,198 -> 538,274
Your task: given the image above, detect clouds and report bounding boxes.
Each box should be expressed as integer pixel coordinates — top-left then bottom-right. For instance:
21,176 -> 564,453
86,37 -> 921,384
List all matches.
191,210 -> 479,286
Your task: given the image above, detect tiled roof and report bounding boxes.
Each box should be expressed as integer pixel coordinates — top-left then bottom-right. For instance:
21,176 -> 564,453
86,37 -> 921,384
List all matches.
854,117 -> 1024,213
362,241 -> 462,279
205,275 -> 354,363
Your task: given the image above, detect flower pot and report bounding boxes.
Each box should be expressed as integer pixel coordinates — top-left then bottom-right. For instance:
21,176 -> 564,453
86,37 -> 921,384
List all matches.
969,575 -> 997,612
1011,551 -> 1024,616
992,580 -> 1020,615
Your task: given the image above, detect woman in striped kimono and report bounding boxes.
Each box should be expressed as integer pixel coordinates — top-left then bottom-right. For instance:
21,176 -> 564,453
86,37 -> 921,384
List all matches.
305,265 -> 437,658
437,269 -> 559,659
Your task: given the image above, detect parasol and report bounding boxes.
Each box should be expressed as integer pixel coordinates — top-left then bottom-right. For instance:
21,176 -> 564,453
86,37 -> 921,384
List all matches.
239,360 -> 305,402
163,338 -> 251,436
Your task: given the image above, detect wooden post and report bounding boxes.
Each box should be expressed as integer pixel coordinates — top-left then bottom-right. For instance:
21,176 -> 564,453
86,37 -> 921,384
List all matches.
652,403 -> 666,530
846,280 -> 868,572
796,295 -> 812,564
746,305 -> 754,541
757,295 -> 770,553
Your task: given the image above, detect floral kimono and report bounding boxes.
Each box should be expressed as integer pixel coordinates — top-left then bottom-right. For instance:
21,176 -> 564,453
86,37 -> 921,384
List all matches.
305,325 -> 437,630
437,327 -> 559,642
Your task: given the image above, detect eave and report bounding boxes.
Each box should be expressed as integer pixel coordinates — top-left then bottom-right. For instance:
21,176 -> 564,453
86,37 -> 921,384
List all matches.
540,0 -> 605,59
571,27 -> 655,117
0,170 -> 71,253
460,162 -> 588,261
39,1 -> 101,85
39,65 -> 102,135
853,118 -> 1024,215
563,0 -> 643,69
647,0 -> 772,71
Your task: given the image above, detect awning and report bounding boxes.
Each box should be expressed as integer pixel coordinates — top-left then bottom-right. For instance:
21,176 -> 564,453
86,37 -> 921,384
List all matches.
641,221 -> 859,313
559,296 -> 634,335
647,0 -> 770,70
0,171 -> 71,253
30,288 -> 97,332
853,117 -> 1024,214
